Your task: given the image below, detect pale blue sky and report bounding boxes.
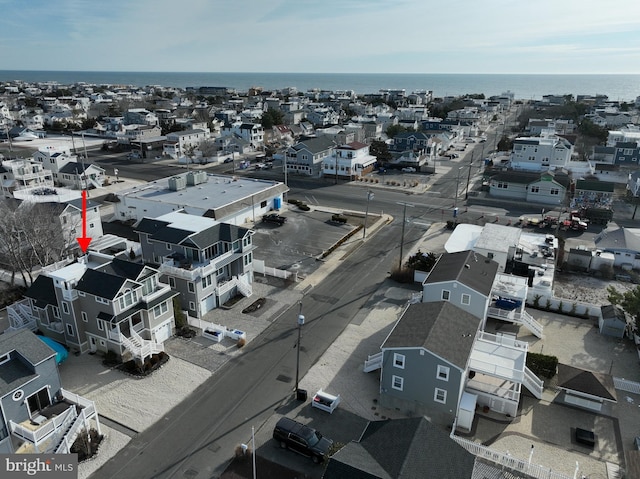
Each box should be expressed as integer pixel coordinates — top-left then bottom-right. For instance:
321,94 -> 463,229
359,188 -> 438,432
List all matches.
2,0 -> 640,73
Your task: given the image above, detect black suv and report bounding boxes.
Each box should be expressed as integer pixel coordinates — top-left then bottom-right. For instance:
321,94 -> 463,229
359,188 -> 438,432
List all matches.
262,214 -> 287,226
273,417 -> 333,463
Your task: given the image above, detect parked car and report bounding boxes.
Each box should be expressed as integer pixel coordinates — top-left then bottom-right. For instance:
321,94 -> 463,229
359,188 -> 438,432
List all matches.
273,417 -> 333,463
262,214 -> 287,225
401,167 -> 416,173
223,157 -> 234,163
635,435 -> 640,450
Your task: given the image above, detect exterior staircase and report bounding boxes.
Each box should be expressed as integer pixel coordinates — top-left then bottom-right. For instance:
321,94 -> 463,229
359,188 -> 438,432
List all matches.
236,277 -> 253,297
120,329 -> 163,362
486,307 -> 544,339
7,299 -> 37,331
363,352 -> 383,372
523,366 -> 544,399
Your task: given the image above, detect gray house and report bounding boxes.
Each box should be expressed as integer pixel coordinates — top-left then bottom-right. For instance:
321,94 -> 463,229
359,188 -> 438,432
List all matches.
0,329 -> 100,454
136,211 -> 255,318
284,136 -> 335,176
378,302 -> 481,427
422,250 -> 499,326
488,170 -> 570,206
7,253 -> 177,362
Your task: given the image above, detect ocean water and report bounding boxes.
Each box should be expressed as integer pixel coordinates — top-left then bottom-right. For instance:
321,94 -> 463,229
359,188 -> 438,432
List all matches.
0,71 -> 639,101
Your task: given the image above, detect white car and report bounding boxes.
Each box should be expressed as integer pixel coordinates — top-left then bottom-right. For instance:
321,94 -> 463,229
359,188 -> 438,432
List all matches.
401,167 -> 416,173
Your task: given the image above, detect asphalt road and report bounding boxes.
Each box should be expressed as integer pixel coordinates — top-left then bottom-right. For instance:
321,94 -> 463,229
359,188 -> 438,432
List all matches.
91,200 -> 421,479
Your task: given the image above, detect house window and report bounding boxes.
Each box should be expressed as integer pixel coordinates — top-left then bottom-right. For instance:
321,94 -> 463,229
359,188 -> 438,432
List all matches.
461,294 -> 470,305
52,306 -> 60,319
97,320 -> 104,331
487,252 -> 494,259
168,277 -> 176,288
393,353 -> 405,369
392,375 -> 404,391
188,282 -> 195,293
189,301 -> 195,311
202,274 -> 213,289
497,182 -> 508,189
260,200 -> 267,208
78,291 -> 85,297
550,188 -> 560,195
66,324 -> 74,336
62,302 -> 69,315
81,312 -> 88,322
153,301 -> 169,318
0,353 -> 10,365
437,365 -> 450,381
530,186 -> 539,193
166,243 -> 172,250
441,290 -> 450,301
434,388 -> 447,403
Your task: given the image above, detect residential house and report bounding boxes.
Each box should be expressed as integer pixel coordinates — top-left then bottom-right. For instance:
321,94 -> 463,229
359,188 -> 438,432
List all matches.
488,169 -> 570,206
377,301 -> 482,426
0,158 -> 54,198
510,134 -> 573,171
123,108 -> 159,126
221,122 -> 263,150
594,226 -> 640,269
323,417 -> 476,479
136,211 -> 255,318
613,141 -> 640,166
390,131 -> 433,153
527,118 -> 576,136
163,129 -> 210,159
57,162 -> 105,190
0,329 -> 100,454
607,125 -> 640,147
46,198 -> 104,246
322,142 -> 378,180
285,136 -> 335,176
7,253 -> 178,361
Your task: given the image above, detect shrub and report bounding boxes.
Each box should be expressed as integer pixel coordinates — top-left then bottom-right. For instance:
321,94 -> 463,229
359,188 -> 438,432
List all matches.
532,294 -> 542,309
237,338 -> 246,348
287,198 -> 301,206
298,203 -> 310,211
557,301 -> 564,313
570,302 -> 577,315
545,299 -> 551,311
526,352 -> 558,379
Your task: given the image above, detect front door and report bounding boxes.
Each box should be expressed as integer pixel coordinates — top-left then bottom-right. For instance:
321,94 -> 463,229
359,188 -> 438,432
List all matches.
89,336 -> 97,352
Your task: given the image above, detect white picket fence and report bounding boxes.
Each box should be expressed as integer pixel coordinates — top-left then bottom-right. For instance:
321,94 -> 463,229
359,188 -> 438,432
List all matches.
253,259 -> 297,281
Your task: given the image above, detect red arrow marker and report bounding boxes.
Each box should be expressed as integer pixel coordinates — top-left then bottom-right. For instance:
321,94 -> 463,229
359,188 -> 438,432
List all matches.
76,190 -> 92,253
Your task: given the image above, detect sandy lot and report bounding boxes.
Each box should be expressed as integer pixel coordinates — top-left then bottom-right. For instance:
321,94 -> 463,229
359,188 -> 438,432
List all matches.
553,273 -> 637,305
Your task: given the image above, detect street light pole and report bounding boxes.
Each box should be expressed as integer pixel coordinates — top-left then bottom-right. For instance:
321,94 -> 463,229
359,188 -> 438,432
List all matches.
397,202 -> 414,271
465,151 -> 474,200
363,190 -> 374,239
294,301 -> 305,397
454,166 -> 464,209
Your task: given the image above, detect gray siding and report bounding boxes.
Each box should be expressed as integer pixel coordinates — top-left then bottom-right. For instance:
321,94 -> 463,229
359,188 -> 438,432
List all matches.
422,281 -> 488,321
379,347 -> 463,427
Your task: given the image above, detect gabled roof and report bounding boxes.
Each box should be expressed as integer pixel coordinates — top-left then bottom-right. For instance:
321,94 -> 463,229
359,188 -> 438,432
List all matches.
24,275 -> 57,308
557,364 -> 617,402
382,302 -> 481,370
323,417 -> 475,479
75,268 -> 128,299
97,257 -> 147,281
595,227 -> 640,252
490,170 -> 570,188
59,162 -> 96,174
425,250 -> 498,297
292,135 -> 335,154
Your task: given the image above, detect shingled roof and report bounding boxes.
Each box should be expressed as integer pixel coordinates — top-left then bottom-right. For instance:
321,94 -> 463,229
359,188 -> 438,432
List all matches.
424,250 -> 498,297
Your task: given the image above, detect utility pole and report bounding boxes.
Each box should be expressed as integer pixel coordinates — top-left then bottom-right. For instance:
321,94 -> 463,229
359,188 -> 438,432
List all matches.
397,202 -> 414,271
294,301 -> 305,398
363,190 -> 374,239
454,166 -> 464,209
465,151 -> 474,200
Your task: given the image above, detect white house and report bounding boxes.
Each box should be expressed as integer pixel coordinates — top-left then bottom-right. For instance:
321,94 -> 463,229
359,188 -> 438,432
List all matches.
163,129 -> 210,159
322,142 -> 377,180
510,134 -> 573,171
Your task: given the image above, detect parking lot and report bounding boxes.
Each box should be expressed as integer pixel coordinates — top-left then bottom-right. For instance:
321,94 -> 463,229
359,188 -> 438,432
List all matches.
252,206 -> 370,278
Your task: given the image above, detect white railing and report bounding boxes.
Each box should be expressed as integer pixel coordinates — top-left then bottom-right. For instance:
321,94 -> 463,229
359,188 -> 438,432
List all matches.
614,377 -> 640,395
49,407 -> 79,453
140,284 -> 172,303
55,407 -> 96,454
523,366 -> 544,399
253,259 -> 296,280
466,379 -> 520,401
363,352 -> 383,372
236,278 -> 252,297
216,278 -> 237,297
10,407 -> 75,447
486,307 -> 544,339
60,389 -> 96,415
7,299 -> 37,330
450,435 -> 574,479
468,356 -> 524,382
477,331 -> 529,350
211,249 -> 236,269
61,289 -> 77,301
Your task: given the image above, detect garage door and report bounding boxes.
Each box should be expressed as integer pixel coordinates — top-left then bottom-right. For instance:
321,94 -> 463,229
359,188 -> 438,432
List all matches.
153,322 -> 172,343
200,293 -> 217,316
564,393 -> 602,411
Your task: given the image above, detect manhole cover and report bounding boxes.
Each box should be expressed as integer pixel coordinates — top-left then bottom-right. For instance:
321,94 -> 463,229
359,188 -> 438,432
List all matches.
207,442 -> 221,452
276,374 -> 292,383
183,469 -> 198,478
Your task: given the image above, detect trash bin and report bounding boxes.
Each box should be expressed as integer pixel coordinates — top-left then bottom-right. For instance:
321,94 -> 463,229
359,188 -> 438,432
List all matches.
296,389 -> 308,401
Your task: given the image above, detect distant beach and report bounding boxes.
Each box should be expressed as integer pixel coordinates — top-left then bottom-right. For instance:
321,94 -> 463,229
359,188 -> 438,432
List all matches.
0,71 -> 639,101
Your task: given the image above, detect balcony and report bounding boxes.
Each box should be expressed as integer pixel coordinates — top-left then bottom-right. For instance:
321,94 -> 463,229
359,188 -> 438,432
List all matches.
11,389 -> 99,454
468,331 -> 527,383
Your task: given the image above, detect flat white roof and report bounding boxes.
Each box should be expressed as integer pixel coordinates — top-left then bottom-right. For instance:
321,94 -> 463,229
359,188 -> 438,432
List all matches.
48,262 -> 86,282
445,224 -> 483,252
155,210 -> 219,233
492,273 -> 528,299
475,224 -> 521,253
118,173 -> 285,210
